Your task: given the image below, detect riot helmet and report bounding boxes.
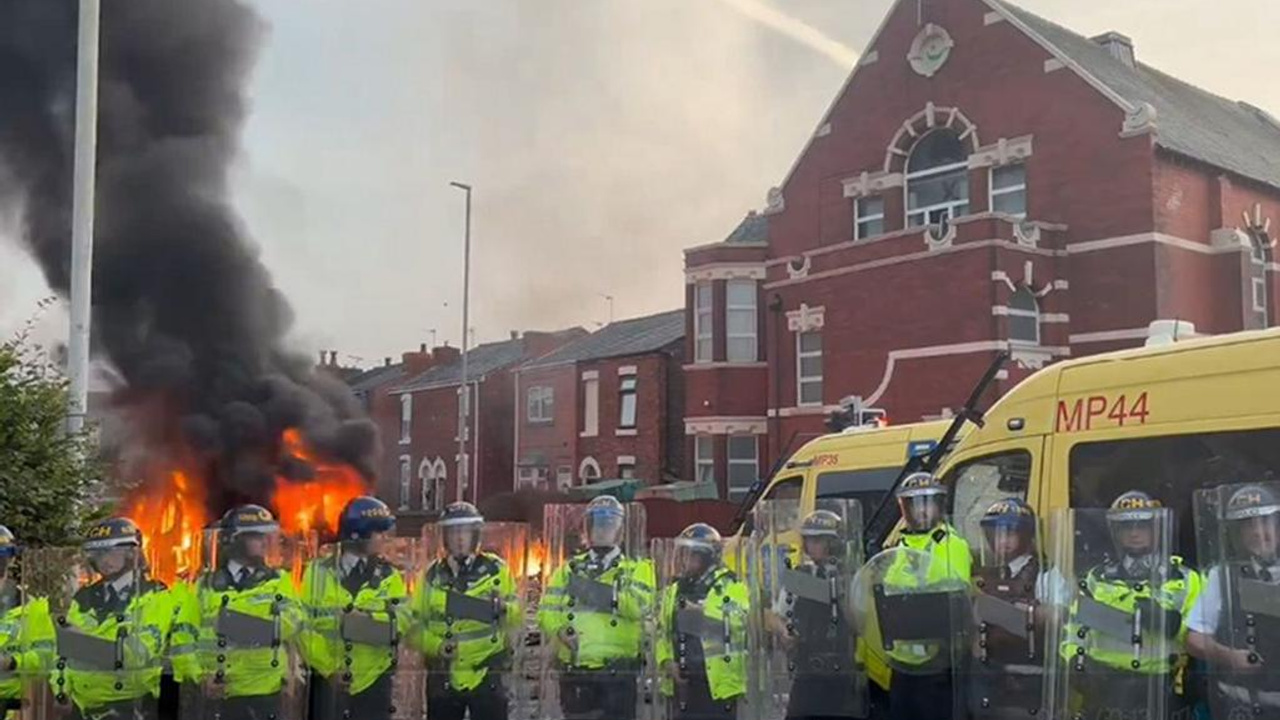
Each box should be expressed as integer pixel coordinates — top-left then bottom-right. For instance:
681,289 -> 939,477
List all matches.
675,523 -> 722,579
439,501 -> 484,561
218,504 -> 279,567
0,526 -> 18,577
897,472 -> 948,532
338,496 -> 396,557
82,517 -> 142,579
1224,484 -> 1280,563
1106,490 -> 1163,562
980,497 -> 1037,566
583,495 -> 625,552
799,509 -> 844,562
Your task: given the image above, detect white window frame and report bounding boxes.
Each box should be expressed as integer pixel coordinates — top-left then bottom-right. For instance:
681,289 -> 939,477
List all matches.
527,386 -> 554,423
989,163 -> 1028,219
694,436 -> 715,485
398,455 -> 412,510
618,374 -> 638,429
906,158 -> 971,228
399,394 -> 413,444
1008,286 -> 1041,346
796,330 -> 824,407
579,457 -> 602,483
694,282 -> 714,363
725,280 -> 758,362
432,459 -> 448,511
855,196 -> 886,240
418,458 -> 434,510
1254,277 -> 1269,314
618,462 -> 636,480
582,376 -> 600,437
726,435 -> 758,501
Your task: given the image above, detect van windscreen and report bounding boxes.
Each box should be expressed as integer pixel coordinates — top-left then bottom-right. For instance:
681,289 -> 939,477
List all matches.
816,466 -> 901,527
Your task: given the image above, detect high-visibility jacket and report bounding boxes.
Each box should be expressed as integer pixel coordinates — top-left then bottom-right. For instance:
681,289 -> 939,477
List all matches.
882,523 -> 972,669
1060,556 -> 1201,675
537,551 -> 655,669
299,555 -> 408,695
52,576 -> 175,712
410,553 -> 519,693
0,584 -> 54,701
655,566 -> 748,702
171,565 -> 303,698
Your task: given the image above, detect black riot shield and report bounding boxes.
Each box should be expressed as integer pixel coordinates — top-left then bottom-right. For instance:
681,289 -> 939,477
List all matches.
1045,507 -> 1185,720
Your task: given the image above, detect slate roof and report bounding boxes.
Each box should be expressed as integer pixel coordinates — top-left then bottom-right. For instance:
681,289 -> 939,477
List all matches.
521,310 -> 685,370
347,363 -> 405,394
724,211 -> 769,244
996,0 -> 1280,190
392,339 -> 529,393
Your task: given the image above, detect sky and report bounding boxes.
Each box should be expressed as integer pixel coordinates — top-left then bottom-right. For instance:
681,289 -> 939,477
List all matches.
2,0 -> 1279,371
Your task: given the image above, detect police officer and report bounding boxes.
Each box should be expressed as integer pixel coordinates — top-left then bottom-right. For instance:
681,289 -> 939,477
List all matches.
412,502 -> 519,720
1188,484 -> 1280,719
55,517 -> 177,720
0,525 -> 54,717
656,523 -> 748,720
883,472 -> 971,720
1060,491 -> 1201,720
173,505 -> 302,720
538,496 -> 655,720
301,495 -> 406,720
767,509 -> 860,720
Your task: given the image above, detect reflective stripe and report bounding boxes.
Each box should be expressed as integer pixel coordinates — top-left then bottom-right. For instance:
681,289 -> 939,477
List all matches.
169,644 -> 196,656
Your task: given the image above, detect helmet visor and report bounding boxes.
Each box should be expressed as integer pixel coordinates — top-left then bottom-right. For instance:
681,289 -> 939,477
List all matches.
899,494 -> 944,531
1233,514 -> 1280,562
444,524 -> 480,557
586,511 -> 623,548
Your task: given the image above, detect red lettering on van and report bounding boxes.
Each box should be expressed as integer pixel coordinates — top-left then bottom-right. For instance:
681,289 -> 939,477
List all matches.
1085,396 -> 1108,427
1056,399 -> 1084,432
1056,392 -> 1150,432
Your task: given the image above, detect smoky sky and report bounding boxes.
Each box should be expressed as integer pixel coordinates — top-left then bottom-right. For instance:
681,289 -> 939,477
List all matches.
0,0 -> 377,510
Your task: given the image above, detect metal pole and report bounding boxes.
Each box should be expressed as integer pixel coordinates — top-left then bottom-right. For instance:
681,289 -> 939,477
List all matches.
450,182 -> 472,501
67,0 -> 101,435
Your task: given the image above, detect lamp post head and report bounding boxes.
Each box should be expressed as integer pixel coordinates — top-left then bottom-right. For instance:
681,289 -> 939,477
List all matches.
449,181 -> 472,191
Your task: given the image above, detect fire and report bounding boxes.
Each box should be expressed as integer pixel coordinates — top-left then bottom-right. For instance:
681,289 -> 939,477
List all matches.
525,539 -> 547,579
124,469 -> 207,587
273,428 -> 367,538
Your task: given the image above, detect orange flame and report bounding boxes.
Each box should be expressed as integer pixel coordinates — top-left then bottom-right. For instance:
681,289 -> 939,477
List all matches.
273,428 -> 367,539
524,539 -> 547,579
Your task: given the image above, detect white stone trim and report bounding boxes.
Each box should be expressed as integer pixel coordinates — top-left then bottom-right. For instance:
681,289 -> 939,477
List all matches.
815,123 -> 832,138
983,11 -> 1005,25
1120,102 -> 1158,138
968,135 -> 1034,169
991,271 -> 1015,291
768,404 -> 842,418
924,222 -> 958,250
1067,232 -> 1221,256
1211,227 -> 1251,250
859,50 -> 879,66
683,361 -> 768,371
1010,345 -> 1060,371
842,170 -> 904,198
580,370 -> 599,381
617,365 -> 638,376
992,306 -> 1010,316
578,456 -> 603,480
1042,313 -> 1070,323
1069,328 -> 1151,344
1044,58 -> 1065,73
786,303 -> 826,332
615,429 -> 639,437
787,255 -> 812,279
885,102 -> 981,172
684,417 -> 768,435
685,263 -> 766,284
1053,279 -> 1070,290
864,341 -> 1010,406
616,455 -> 637,467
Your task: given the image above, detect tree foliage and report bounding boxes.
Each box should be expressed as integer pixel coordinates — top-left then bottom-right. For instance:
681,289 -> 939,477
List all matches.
0,323 -> 100,547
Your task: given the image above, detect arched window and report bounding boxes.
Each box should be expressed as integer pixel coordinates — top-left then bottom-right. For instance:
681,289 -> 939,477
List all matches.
418,458 -> 434,510
579,457 -> 602,484
431,459 -> 448,511
1248,229 -> 1273,327
1008,286 -> 1040,345
906,130 -> 970,228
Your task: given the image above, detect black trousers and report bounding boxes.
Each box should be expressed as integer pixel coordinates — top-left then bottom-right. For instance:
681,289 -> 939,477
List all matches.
889,671 -> 953,720
670,674 -> 737,720
310,670 -> 394,720
426,672 -> 508,720
558,665 -> 640,720
71,698 -> 159,720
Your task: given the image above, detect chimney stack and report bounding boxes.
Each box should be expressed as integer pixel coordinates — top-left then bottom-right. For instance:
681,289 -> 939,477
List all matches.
329,350 -> 338,366
510,331 -> 519,340
1091,32 -> 1135,68
384,357 -> 392,367
318,350 -> 326,365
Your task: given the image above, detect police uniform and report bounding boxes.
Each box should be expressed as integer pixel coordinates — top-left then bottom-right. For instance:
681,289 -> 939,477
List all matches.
0,526 -> 54,717
301,496 -> 408,720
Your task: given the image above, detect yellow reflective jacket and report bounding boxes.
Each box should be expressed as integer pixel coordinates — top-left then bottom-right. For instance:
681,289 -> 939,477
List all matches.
52,576 -> 175,712
171,565 -> 303,698
538,552 -> 655,669
882,523 -> 972,669
410,553 -> 520,693
0,584 -> 54,701
655,566 -> 749,702
299,554 -> 408,695
1060,556 -> 1201,675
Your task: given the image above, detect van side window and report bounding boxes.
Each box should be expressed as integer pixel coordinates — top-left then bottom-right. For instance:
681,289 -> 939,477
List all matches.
944,451 -> 1032,544
762,475 -> 803,503
817,467 -> 900,528
1068,428 -> 1280,565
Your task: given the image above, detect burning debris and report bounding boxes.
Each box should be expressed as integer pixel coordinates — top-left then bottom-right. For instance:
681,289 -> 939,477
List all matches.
0,0 -> 378,560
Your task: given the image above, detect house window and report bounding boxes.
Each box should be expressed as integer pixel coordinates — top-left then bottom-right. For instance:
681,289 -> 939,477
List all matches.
399,394 -> 413,444
855,196 -> 885,240
419,458 -> 434,510
727,435 -> 758,501
619,463 -> 636,480
725,280 -> 758,362
1255,277 -> 1269,314
398,456 -> 411,510
797,330 -> 824,406
695,436 -> 716,485
1250,229 -> 1273,328
1009,286 -> 1041,345
527,386 -> 554,423
556,466 -> 574,490
582,377 -> 600,436
618,375 -> 638,429
990,164 -> 1027,217
906,130 -> 970,228
431,460 -> 448,511
579,457 -> 602,483
694,282 -> 714,362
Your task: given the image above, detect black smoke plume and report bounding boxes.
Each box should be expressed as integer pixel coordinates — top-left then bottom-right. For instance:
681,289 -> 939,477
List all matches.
0,0 -> 377,513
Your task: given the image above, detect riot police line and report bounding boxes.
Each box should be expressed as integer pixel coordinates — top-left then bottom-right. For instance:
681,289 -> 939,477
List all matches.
1,481 -> 1280,720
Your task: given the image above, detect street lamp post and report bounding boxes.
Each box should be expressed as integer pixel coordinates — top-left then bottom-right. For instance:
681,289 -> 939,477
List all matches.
449,181 -> 472,502
599,294 -> 614,325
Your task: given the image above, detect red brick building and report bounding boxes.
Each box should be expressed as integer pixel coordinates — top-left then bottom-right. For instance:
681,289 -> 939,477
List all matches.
683,0 -> 1280,493
366,330 -> 583,522
513,310 -> 685,491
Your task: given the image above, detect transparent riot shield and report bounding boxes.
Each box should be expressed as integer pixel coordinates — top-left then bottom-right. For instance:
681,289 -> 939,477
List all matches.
538,502 -> 651,720
22,545 -> 165,720
750,499 -> 866,720
1,552 -> 29,716
648,535 -> 752,720
416,521 -> 529,720
1194,482 -> 1280,720
177,530 -> 312,720
1045,507 -> 1181,720
959,503 -> 1050,720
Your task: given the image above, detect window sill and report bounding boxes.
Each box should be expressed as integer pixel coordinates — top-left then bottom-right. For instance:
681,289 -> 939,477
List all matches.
399,438 -> 411,445
616,428 -> 638,437
579,431 -> 598,438
526,419 -> 554,426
